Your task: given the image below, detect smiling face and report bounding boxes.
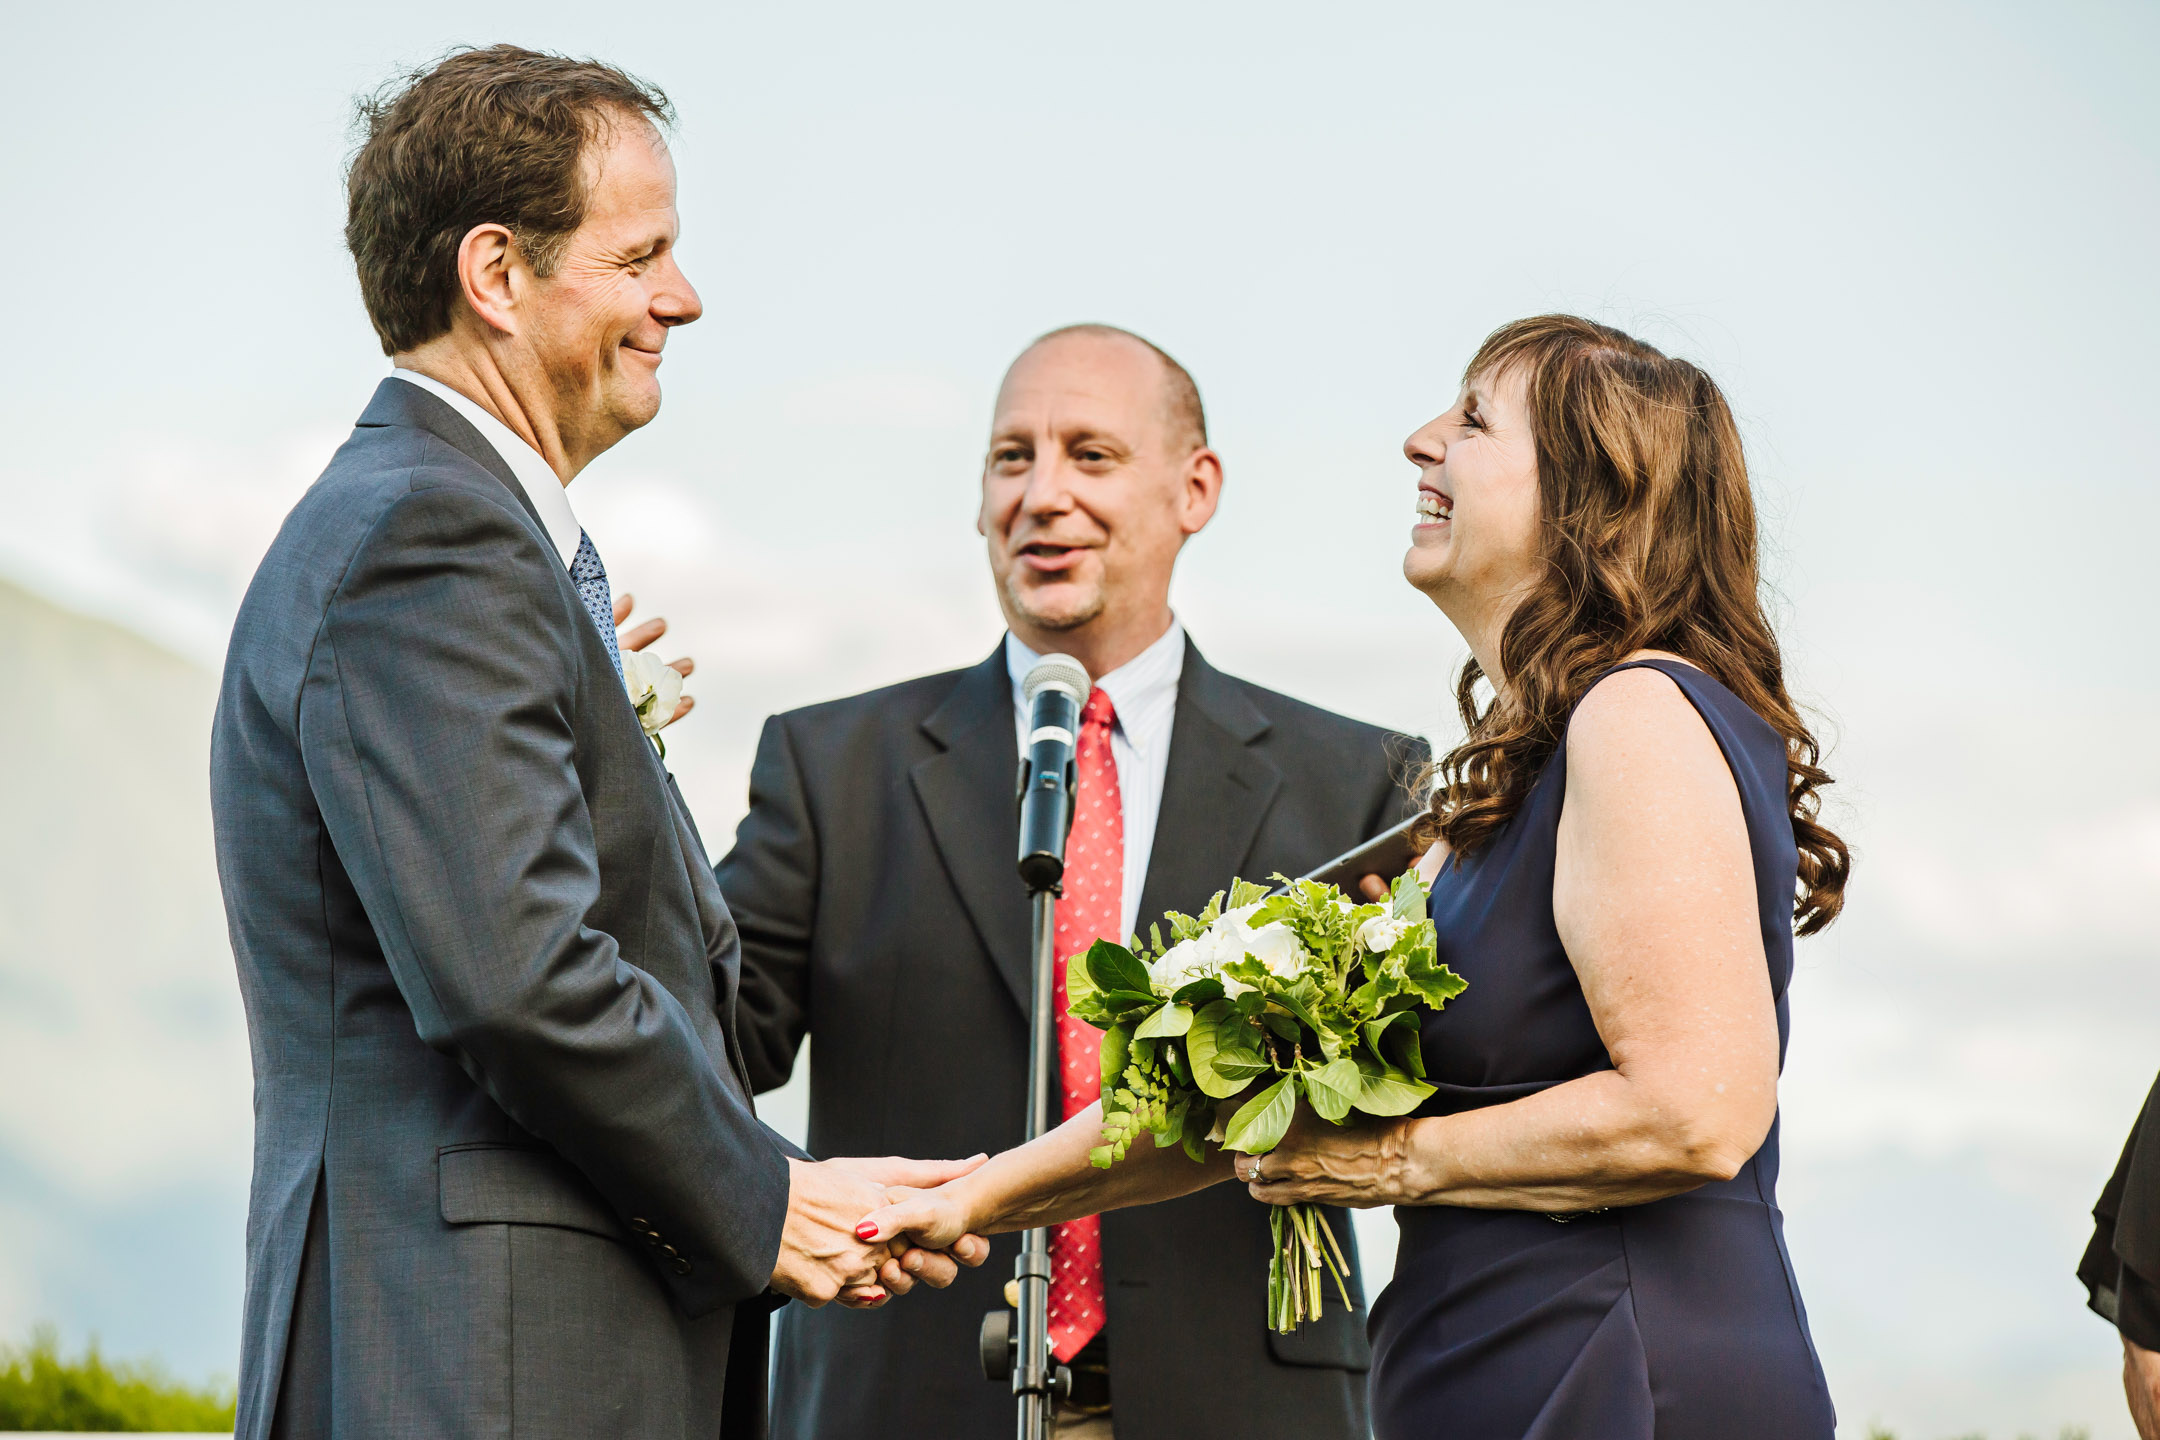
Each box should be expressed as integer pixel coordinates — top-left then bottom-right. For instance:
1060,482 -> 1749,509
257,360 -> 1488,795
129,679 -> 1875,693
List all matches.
522,117 -> 700,464
978,331 -> 1221,667
1402,364 -> 1545,631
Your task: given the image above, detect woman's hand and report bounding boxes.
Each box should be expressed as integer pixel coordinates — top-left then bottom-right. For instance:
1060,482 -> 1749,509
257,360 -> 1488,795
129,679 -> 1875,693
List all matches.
1244,1108 -> 1427,1208
854,1176 -> 982,1253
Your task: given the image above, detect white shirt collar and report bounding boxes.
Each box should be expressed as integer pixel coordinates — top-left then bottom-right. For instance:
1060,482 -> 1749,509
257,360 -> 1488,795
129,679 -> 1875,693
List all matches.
390,369 -> 584,570
1004,617 -> 1186,754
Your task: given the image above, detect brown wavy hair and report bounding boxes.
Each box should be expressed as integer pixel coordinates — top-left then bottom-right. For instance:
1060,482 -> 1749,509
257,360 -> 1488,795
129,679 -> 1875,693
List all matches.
1425,315 -> 1849,935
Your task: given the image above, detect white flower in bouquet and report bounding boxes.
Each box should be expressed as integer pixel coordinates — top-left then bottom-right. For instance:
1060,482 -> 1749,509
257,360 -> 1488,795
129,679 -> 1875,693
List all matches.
1150,906 -> 1313,997
621,649 -> 683,754
1242,919 -> 1310,979
1356,913 -> 1409,955
1148,936 -> 1214,993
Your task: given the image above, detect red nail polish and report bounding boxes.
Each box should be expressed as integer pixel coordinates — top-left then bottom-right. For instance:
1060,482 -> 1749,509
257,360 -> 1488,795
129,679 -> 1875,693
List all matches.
855,1223 -> 879,1241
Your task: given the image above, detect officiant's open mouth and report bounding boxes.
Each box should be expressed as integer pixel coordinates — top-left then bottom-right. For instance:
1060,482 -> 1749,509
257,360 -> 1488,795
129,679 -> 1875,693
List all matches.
1016,540 -> 1093,574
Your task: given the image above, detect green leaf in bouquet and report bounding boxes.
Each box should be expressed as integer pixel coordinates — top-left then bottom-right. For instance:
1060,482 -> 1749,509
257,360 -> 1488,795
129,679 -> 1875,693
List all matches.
1222,956 -> 1270,994
1354,1066 -> 1436,1116
1185,1001 -> 1264,1098
1260,1010 -> 1303,1044
1180,1101 -> 1211,1162
1403,946 -> 1468,1011
1390,869 -> 1429,921
1162,1039 -> 1193,1090
1135,1002 -> 1193,1039
1348,973 -> 1386,1015
1088,1144 -> 1116,1169
1099,1022 -> 1132,1093
1227,877 -> 1271,910
1313,1023 -> 1346,1063
1196,889 -> 1227,927
1304,1057 -> 1363,1123
1224,1073 -> 1300,1154
1149,922 -> 1167,956
1171,976 -> 1225,1007
1271,977 -> 1329,1037
1084,939 -> 1154,999
1065,948 -> 1100,1015
1066,994 -> 1112,1027
1363,1011 -> 1426,1079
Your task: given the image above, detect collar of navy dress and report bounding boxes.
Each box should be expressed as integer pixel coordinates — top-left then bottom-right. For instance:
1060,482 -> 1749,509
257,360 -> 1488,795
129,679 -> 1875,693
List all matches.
570,530 -> 625,681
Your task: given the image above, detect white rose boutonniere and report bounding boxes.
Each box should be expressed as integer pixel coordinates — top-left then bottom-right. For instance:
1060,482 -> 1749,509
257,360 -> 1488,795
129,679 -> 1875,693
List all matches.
621,649 -> 684,757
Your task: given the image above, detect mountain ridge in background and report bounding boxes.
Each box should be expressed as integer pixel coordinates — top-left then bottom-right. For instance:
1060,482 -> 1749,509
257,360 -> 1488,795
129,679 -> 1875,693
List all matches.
0,573 -> 248,1383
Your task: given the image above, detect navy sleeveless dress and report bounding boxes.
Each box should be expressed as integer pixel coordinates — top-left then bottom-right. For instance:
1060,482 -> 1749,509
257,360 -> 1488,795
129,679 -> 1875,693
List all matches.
1368,660 -> 1834,1439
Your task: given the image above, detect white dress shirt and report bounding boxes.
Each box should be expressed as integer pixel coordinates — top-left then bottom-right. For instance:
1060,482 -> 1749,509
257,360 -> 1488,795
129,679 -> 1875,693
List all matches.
389,369 -> 584,570
1006,619 -> 1186,941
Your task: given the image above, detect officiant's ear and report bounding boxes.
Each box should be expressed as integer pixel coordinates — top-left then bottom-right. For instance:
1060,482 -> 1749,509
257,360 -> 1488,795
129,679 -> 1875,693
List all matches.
454,223 -> 525,337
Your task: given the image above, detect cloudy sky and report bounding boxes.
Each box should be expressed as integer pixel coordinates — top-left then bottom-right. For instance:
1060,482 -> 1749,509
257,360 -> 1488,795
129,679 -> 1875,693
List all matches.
2,1 -> 2156,1434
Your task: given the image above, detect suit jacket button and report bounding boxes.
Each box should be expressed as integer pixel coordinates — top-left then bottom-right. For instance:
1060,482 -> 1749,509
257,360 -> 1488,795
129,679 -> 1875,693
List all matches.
630,1217 -> 652,1233
662,1244 -> 680,1258
672,1258 -> 692,1276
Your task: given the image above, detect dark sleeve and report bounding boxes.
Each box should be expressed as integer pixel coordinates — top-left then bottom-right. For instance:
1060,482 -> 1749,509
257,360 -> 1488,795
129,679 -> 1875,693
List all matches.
302,479 -> 789,1316
2083,1072 -> 2160,1348
714,714 -> 819,1094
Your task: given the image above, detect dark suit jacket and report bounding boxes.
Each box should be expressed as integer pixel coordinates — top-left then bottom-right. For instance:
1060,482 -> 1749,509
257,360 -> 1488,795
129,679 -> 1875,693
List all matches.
212,378 -> 794,1440
717,643 -> 1425,1440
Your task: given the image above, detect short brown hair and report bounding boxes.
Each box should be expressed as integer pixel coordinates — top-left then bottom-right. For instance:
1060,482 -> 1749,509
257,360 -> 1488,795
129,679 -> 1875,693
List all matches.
1029,323 -> 1209,454
345,45 -> 673,356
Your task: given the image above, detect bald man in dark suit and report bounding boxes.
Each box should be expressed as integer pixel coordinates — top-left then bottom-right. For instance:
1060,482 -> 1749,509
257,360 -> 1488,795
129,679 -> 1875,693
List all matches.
716,326 -> 1424,1440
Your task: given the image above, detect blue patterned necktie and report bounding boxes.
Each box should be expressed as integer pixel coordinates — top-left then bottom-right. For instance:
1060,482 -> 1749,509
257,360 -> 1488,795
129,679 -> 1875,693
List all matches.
569,529 -> 624,680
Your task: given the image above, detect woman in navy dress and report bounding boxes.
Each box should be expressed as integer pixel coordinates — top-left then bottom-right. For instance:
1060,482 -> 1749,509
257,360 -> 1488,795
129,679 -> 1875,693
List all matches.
862,315 -> 1850,1438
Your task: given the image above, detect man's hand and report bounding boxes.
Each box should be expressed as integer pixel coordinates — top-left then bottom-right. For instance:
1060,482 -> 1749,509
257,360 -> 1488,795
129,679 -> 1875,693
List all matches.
612,592 -> 695,725
1358,842 -> 1449,900
770,1156 -> 992,1310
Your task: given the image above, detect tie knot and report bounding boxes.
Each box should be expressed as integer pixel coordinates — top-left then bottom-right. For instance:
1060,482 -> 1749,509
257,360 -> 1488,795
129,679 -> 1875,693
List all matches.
1082,688 -> 1117,729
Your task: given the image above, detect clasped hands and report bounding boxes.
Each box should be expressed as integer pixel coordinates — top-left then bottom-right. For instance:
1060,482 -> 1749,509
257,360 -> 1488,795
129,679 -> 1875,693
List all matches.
770,1155 -> 993,1310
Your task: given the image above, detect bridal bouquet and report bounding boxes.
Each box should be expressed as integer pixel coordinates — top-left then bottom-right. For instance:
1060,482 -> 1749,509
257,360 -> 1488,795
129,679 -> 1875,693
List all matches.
1065,873 -> 1466,1332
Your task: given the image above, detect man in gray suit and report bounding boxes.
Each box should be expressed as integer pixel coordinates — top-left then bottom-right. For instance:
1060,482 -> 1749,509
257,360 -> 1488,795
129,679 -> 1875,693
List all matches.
212,46 -> 981,1440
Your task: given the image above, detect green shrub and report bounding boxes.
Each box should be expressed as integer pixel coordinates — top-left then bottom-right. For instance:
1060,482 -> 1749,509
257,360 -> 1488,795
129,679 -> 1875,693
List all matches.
0,1325 -> 235,1432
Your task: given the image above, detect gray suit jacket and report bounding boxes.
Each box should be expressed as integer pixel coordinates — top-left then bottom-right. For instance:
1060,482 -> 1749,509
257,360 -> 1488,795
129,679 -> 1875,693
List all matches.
212,378 -> 794,1440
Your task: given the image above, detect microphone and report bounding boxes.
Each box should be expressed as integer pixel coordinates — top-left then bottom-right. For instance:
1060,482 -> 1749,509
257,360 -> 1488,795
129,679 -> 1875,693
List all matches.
1015,654 -> 1092,893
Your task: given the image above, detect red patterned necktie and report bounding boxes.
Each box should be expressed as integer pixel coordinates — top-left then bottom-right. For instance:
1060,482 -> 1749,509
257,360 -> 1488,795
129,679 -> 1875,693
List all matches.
1049,687 -> 1121,1363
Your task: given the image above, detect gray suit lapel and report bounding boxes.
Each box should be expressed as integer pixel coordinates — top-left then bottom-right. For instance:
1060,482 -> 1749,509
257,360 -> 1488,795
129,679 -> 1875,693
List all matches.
356,378 -> 552,540
1135,640 -> 1283,929
665,776 -> 758,1100
911,652 -> 1032,1014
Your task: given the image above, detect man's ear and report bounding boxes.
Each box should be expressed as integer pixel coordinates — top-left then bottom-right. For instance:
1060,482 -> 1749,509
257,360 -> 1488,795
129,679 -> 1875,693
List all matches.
455,223 -> 523,336
1178,448 -> 1225,537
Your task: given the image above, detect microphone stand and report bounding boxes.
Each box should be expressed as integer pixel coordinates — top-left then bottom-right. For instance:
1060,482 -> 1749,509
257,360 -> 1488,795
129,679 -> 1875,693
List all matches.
1011,884 -> 1064,1440
980,658 -> 1087,1440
